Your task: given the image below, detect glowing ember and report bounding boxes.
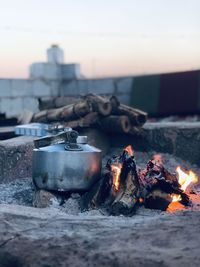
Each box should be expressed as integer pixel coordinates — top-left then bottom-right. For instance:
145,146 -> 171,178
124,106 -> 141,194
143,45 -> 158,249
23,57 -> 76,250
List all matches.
124,145 -> 134,156
172,166 -> 198,202
111,164 -> 122,191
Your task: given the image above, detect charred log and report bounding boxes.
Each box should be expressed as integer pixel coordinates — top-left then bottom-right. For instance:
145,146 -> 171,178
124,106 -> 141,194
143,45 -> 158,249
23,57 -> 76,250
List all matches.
138,158 -> 191,210
81,146 -> 140,215
111,170 -> 139,216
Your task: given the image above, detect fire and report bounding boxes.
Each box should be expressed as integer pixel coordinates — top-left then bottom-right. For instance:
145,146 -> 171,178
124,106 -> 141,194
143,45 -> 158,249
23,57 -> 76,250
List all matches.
172,166 -> 198,202
111,145 -> 133,191
111,164 -> 122,191
124,145 -> 134,156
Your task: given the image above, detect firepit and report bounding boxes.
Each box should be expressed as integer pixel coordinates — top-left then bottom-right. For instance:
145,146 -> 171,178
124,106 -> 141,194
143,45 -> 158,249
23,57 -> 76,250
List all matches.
1,148 -> 199,216
1,92 -> 200,266
0,146 -> 200,266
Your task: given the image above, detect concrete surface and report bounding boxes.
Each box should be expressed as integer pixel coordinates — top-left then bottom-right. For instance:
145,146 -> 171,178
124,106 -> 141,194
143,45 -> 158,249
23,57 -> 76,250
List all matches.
0,136 -> 35,182
0,204 -> 200,267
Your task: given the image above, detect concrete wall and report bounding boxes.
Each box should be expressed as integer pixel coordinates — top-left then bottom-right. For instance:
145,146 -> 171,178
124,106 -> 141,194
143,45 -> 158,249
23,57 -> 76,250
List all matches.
131,70 -> 200,116
1,60 -> 200,118
0,75 -> 134,118
0,79 -> 60,117
60,77 -> 133,104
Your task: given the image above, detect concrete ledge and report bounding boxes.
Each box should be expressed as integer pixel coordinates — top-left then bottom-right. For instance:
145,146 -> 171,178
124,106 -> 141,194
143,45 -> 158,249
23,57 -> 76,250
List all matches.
109,122 -> 200,166
1,122 -> 200,181
0,136 -> 35,182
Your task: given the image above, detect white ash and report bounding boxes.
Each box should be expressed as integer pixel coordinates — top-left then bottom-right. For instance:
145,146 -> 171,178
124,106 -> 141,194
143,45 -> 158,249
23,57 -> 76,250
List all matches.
0,178 -> 33,206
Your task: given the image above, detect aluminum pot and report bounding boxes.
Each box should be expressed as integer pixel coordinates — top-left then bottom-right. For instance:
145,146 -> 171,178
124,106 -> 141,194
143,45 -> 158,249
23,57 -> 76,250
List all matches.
32,141 -> 102,191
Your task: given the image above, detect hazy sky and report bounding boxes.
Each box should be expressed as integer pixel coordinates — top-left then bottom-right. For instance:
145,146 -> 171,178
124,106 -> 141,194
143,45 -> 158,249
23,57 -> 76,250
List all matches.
0,0 -> 199,78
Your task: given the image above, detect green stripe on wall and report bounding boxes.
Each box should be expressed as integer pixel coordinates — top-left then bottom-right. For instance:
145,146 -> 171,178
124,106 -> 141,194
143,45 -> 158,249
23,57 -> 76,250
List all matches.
131,75 -> 160,115
197,71 -> 200,110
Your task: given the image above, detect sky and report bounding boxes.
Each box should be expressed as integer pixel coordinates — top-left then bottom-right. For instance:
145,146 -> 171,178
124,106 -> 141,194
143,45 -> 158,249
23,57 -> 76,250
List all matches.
0,0 -> 199,78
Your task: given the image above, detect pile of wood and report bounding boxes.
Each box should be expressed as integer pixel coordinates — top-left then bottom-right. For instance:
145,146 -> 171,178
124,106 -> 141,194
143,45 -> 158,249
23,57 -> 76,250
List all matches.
82,147 -> 191,215
30,94 -> 148,134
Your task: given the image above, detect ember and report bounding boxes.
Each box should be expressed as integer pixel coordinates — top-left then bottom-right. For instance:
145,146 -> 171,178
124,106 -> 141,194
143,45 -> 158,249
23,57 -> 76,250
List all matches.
171,166 -> 198,203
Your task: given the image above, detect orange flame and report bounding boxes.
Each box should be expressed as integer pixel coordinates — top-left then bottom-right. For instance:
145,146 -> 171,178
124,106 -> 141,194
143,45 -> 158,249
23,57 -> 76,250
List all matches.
111,164 -> 122,191
111,145 -> 133,191
124,145 -> 134,156
172,166 -> 198,202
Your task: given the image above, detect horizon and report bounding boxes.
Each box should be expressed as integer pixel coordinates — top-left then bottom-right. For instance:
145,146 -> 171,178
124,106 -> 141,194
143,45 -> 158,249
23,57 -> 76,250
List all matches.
0,0 -> 199,78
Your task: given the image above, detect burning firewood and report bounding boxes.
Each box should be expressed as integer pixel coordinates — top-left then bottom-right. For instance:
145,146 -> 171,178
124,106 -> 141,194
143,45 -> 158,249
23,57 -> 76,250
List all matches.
82,148 -> 198,215
138,156 -> 192,210
82,145 -> 140,215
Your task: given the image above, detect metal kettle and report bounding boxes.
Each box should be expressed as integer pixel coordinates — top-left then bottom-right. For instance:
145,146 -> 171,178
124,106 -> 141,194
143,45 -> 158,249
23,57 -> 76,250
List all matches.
32,128 -> 102,191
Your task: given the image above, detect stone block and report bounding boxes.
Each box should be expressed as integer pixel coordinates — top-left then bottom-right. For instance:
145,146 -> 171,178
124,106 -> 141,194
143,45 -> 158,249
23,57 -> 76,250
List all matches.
0,98 -> 24,117
31,80 -> 52,97
115,77 -> 133,93
22,97 -> 39,113
88,78 -> 115,95
60,80 -> 79,96
61,64 -> 81,80
0,79 -> 11,97
30,63 -> 61,80
0,136 -> 35,182
10,79 -> 32,97
49,81 -> 60,96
